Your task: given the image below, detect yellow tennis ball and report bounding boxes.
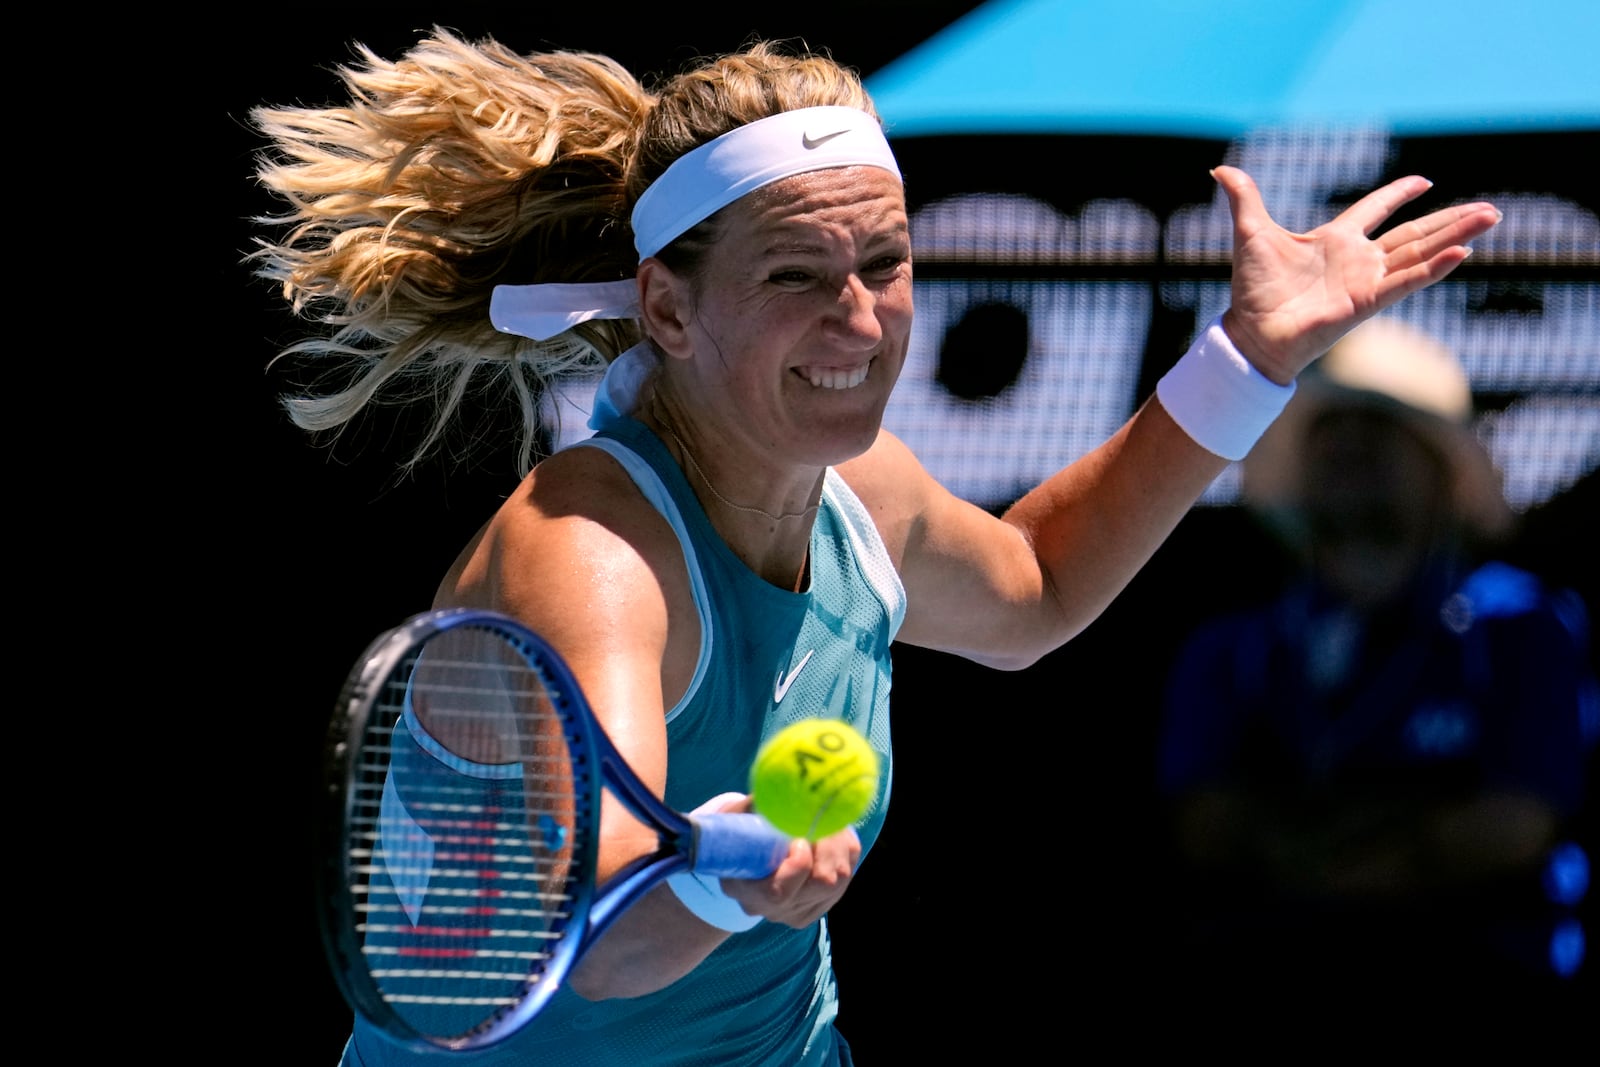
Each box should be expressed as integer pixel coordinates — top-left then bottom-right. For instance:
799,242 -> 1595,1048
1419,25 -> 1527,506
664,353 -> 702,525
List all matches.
750,718 -> 880,841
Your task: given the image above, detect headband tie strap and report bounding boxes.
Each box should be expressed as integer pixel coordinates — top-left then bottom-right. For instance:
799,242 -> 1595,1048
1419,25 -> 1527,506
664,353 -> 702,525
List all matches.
489,280 -> 639,342
491,106 -> 901,341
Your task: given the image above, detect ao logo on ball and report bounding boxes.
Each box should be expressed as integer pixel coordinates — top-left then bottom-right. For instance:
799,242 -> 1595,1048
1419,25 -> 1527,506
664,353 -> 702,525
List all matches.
750,718 -> 880,841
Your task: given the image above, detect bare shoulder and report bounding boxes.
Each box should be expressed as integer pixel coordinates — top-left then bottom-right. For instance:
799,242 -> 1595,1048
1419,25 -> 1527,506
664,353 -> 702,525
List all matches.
833,428 -> 952,564
436,445 -> 696,779
439,444 -> 689,663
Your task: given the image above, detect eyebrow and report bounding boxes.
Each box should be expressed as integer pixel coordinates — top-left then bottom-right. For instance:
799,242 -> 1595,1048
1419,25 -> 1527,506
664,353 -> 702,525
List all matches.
758,239 -> 831,258
757,223 -> 910,259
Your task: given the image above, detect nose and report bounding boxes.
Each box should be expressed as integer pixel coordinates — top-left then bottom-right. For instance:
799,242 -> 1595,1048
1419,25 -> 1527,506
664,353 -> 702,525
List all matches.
828,274 -> 883,349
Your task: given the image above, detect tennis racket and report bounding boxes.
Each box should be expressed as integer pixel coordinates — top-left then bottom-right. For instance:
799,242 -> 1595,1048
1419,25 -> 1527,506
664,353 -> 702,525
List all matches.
316,606 -> 792,1054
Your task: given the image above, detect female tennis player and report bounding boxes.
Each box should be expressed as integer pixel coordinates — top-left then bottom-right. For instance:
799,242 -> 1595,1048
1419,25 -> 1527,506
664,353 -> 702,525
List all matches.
248,28 -> 1500,1066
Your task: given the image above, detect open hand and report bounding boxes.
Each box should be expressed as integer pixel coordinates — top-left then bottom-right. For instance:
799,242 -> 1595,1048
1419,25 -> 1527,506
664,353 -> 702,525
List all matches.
1213,165 -> 1500,384
723,825 -> 861,929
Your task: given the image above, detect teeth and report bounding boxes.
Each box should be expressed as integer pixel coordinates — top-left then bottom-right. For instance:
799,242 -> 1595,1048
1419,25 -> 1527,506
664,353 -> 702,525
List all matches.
804,364 -> 870,389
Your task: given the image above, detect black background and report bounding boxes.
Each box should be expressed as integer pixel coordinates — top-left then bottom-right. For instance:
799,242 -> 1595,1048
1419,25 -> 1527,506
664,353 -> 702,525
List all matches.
215,6 -> 1595,1060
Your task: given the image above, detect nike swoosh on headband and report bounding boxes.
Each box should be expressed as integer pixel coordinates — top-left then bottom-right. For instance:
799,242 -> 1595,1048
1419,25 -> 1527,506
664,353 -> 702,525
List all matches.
631,106 -> 900,260
801,129 -> 849,150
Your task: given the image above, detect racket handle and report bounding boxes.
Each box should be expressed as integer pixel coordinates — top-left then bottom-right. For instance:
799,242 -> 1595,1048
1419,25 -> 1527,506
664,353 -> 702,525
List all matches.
689,812 -> 792,878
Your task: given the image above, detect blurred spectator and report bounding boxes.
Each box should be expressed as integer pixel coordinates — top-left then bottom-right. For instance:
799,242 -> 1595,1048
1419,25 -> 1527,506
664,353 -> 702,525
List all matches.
1153,318 -> 1597,1000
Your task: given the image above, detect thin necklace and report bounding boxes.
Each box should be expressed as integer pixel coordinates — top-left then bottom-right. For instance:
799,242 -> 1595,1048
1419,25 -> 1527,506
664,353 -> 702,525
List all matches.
661,425 -> 818,522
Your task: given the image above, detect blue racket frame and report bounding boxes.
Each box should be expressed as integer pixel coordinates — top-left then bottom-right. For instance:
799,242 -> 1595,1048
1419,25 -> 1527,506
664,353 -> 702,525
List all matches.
317,607 -> 787,1054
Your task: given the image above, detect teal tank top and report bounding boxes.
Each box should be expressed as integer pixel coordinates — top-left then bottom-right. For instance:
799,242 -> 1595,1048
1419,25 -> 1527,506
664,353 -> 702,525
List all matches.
341,408 -> 904,1067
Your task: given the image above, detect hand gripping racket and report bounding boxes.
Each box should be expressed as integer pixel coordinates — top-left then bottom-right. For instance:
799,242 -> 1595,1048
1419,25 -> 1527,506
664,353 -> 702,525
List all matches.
316,607 -> 792,1054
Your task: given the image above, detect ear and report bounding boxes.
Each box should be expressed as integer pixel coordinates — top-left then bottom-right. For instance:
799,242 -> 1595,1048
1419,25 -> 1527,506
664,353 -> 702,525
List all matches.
637,258 -> 694,360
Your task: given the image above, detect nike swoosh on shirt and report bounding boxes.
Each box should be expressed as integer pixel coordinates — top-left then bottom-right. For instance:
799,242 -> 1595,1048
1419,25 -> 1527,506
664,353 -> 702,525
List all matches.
801,129 -> 848,150
773,649 -> 816,703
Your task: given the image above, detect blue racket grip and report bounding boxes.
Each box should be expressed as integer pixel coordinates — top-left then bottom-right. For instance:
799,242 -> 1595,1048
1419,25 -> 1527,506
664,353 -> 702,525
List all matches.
689,811 -> 792,878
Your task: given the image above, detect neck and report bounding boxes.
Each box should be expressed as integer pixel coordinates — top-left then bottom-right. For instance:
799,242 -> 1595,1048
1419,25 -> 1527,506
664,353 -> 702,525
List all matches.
645,415 -> 816,592
656,423 -> 819,524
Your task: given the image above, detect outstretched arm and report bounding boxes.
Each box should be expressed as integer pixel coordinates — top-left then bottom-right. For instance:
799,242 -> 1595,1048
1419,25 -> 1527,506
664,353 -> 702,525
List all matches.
890,168 -> 1499,667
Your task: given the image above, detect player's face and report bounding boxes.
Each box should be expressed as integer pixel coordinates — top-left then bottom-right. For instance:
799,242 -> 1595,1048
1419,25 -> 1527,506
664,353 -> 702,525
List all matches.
677,166 -> 913,468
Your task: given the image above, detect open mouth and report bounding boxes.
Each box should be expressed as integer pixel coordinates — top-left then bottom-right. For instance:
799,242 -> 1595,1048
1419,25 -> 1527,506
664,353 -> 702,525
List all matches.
799,359 -> 871,390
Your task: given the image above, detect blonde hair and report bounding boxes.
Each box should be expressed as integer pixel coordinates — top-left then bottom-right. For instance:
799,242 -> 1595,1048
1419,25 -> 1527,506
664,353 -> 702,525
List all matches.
248,28 -> 876,477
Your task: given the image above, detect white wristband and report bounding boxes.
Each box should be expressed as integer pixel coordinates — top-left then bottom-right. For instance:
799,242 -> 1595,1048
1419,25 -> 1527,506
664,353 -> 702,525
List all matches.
665,792 -> 763,933
665,869 -> 762,932
1156,316 -> 1296,461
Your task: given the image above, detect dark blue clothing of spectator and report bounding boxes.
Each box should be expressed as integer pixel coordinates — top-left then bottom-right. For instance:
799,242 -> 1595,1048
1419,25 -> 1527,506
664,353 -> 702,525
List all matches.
1157,558 -> 1595,987
1153,318 -> 1596,1003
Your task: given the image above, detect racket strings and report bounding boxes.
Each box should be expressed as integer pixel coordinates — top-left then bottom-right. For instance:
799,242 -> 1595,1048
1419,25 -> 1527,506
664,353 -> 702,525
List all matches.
344,634 -> 599,1034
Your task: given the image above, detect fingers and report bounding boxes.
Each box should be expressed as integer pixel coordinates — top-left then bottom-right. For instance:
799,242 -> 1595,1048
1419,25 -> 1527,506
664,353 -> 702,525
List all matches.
740,828 -> 858,927
1340,174 -> 1437,235
768,830 -> 856,890
1378,200 -> 1501,259
1374,246 -> 1477,309
1211,165 -> 1264,233
1209,164 -> 1254,199
813,826 -> 861,872
1214,167 -> 1497,253
1208,162 -> 1499,372
776,838 -> 813,885
1373,201 -> 1500,302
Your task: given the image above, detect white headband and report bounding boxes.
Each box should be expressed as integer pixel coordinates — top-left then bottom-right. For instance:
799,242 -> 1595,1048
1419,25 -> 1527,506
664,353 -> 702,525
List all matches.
630,106 -> 901,258
490,106 -> 901,341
